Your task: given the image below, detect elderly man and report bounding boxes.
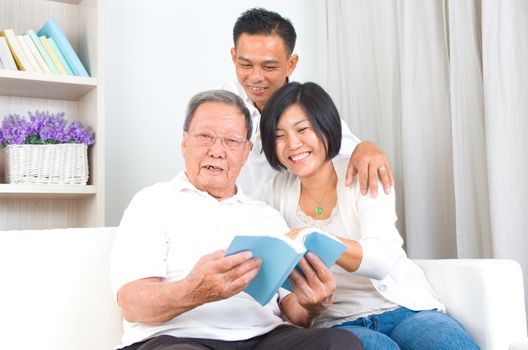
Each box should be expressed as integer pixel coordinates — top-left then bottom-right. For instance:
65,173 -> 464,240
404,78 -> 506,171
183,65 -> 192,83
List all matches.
111,90 -> 363,350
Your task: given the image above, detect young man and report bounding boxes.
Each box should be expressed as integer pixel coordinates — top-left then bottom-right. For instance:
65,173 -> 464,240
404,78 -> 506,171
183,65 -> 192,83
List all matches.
225,8 -> 394,197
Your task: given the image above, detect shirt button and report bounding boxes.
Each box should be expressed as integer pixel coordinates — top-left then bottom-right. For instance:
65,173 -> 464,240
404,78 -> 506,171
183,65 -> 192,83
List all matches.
378,284 -> 387,292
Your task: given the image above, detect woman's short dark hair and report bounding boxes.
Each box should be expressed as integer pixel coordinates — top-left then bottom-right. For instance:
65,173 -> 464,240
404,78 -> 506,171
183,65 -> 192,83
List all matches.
233,8 -> 296,56
260,82 -> 342,171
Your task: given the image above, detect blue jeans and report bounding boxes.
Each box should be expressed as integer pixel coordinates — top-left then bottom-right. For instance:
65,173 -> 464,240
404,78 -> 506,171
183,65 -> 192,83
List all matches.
332,307 -> 480,350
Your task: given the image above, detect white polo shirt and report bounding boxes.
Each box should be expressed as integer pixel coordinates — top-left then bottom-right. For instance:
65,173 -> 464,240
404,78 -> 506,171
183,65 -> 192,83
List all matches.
110,172 -> 291,347
222,80 -> 361,198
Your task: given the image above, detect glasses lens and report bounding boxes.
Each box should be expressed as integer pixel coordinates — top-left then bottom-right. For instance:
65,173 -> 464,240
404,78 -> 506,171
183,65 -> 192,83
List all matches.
224,137 -> 245,149
189,132 -> 214,145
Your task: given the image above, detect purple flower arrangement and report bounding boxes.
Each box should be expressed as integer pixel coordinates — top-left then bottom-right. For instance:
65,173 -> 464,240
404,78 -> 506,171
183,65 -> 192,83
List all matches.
0,111 -> 95,147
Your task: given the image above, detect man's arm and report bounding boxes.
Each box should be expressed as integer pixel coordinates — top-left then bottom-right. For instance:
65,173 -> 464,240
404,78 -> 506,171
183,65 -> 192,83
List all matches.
117,250 -> 260,325
279,253 -> 335,327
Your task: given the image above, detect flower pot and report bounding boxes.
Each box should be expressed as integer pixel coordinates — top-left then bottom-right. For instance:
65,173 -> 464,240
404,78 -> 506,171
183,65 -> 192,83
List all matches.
4,144 -> 89,185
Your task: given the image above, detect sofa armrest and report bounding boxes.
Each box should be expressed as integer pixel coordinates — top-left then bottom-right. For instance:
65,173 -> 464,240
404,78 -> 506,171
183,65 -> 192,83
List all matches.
0,227 -> 123,350
414,259 -> 527,350
510,338 -> 528,350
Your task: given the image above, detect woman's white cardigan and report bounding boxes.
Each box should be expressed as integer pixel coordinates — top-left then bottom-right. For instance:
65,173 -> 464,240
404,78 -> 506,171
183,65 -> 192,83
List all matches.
260,157 -> 444,313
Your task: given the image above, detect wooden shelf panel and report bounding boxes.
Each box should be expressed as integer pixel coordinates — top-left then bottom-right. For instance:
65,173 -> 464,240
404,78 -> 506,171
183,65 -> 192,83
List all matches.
0,184 -> 96,198
0,70 -> 96,101
45,0 -> 82,4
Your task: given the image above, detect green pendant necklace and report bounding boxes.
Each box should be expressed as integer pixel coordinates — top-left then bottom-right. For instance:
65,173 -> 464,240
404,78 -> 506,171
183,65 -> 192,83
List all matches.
302,181 -> 333,216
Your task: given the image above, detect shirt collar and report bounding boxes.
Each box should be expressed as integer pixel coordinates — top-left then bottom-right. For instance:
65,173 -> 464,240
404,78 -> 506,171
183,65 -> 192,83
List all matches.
171,171 -> 253,204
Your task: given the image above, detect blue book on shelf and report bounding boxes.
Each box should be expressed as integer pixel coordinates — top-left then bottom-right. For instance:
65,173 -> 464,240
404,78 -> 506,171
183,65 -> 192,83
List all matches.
225,229 -> 346,306
38,19 -> 89,77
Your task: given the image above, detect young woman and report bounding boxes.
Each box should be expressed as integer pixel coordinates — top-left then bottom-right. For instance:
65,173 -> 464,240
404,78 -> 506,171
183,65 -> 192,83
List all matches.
259,82 -> 479,350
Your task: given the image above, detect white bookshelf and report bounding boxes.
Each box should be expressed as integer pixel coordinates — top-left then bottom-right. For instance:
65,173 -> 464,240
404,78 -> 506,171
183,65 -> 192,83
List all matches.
0,70 -> 97,100
0,184 -> 96,197
0,0 -> 104,230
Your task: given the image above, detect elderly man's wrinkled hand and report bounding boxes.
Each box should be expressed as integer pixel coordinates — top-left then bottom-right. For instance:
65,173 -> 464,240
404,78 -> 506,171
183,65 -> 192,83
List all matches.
185,249 -> 261,305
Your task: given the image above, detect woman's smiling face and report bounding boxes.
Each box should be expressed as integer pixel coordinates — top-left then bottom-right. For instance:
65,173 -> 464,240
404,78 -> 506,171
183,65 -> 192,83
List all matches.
274,103 -> 327,179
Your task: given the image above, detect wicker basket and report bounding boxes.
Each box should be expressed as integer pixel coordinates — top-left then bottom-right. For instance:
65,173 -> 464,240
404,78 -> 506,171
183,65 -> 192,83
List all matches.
4,144 -> 89,185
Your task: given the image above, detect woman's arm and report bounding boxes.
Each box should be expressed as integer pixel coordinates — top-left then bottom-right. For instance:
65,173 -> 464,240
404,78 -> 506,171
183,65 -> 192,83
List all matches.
333,237 -> 363,272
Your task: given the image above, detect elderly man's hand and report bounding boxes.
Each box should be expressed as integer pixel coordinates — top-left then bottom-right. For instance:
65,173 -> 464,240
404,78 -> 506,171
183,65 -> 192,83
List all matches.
185,250 -> 261,305
288,252 -> 335,319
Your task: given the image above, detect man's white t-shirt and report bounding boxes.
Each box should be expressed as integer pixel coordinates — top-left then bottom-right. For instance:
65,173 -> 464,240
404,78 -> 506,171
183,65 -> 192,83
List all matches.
222,81 -> 361,198
110,172 -> 291,347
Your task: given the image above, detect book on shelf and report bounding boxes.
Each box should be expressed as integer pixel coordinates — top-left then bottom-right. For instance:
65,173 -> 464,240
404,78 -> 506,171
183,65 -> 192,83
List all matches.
0,29 -> 31,71
225,228 -> 347,306
17,35 -> 42,72
23,34 -> 51,73
25,29 -> 59,74
48,37 -> 73,75
38,19 -> 89,77
0,36 -> 18,70
39,36 -> 68,75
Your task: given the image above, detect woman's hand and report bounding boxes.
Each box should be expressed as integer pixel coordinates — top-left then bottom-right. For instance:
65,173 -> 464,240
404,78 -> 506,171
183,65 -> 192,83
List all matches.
289,252 -> 335,319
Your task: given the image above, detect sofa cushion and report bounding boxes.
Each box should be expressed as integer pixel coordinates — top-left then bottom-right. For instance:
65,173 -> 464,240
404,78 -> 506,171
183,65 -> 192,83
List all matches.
0,227 -> 123,350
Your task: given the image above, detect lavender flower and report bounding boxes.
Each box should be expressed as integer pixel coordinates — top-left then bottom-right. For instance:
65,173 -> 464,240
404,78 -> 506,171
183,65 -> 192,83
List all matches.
1,114 -> 32,145
67,121 -> 95,145
0,111 -> 95,147
35,111 -> 68,143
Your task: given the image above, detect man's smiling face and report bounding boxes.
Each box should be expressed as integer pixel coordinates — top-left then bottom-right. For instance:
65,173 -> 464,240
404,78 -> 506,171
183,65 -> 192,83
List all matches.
231,33 -> 298,112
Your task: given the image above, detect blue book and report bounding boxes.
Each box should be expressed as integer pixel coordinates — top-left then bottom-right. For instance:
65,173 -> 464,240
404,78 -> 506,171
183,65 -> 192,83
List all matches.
38,19 -> 89,77
225,229 -> 347,306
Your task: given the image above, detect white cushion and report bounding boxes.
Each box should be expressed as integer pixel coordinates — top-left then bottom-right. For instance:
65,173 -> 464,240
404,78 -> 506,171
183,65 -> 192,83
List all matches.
415,259 -> 527,350
0,227 -> 122,350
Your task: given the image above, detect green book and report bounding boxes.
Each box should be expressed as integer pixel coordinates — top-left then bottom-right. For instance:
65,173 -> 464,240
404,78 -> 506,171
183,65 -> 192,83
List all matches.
25,29 -> 58,74
225,228 -> 346,306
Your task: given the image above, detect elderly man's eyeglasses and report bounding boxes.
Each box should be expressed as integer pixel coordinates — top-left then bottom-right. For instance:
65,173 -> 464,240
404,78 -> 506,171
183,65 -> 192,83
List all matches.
186,131 -> 248,150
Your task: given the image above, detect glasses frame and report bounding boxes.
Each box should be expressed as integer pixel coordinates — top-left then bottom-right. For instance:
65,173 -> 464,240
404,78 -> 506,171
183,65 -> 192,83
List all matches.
186,131 -> 249,150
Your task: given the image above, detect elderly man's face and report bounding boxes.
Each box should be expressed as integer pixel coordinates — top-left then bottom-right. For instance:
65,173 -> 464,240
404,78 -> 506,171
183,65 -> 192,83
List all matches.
182,101 -> 252,200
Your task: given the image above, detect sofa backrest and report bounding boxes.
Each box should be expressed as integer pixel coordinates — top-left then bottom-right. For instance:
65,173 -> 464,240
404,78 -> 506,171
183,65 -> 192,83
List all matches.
0,227 -> 123,350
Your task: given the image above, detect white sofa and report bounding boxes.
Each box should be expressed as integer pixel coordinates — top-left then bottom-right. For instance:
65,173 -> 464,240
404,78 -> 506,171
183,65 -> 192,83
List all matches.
0,227 -> 527,350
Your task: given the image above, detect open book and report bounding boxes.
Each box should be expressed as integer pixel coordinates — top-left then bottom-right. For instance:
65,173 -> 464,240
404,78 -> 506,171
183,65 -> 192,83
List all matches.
225,228 -> 347,306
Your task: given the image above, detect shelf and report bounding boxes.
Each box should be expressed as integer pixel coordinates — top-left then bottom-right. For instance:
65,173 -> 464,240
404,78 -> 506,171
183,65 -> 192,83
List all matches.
1,0 -> 103,229
45,0 -> 81,4
0,184 -> 96,198
0,70 -> 96,101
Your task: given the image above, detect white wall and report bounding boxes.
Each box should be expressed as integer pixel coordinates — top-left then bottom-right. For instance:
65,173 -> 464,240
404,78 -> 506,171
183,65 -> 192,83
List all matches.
104,0 -> 328,225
